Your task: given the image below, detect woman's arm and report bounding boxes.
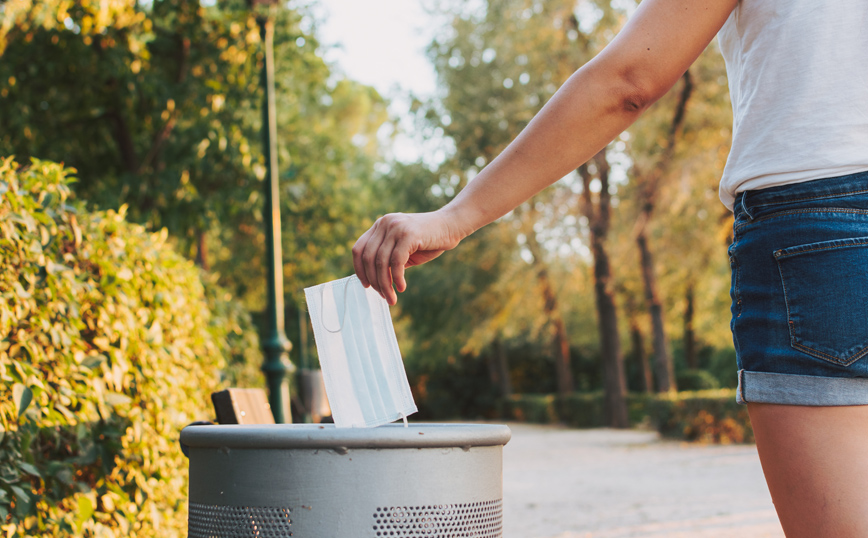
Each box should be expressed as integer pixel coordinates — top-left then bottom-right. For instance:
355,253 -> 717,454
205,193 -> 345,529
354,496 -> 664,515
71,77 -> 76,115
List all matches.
354,0 -> 737,304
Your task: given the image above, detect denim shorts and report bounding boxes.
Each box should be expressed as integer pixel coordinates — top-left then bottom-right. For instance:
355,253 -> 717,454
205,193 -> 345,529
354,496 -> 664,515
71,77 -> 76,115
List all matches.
730,170 -> 868,405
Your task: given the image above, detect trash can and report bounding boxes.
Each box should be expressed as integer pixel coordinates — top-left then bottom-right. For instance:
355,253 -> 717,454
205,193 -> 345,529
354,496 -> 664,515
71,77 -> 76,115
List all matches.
181,423 -> 511,537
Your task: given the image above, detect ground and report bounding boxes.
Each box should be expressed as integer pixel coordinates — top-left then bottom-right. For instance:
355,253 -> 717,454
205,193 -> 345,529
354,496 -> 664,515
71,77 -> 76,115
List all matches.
501,423 -> 784,538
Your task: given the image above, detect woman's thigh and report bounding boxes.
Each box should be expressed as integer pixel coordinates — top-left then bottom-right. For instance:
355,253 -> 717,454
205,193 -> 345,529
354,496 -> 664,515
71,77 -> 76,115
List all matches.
748,403 -> 868,538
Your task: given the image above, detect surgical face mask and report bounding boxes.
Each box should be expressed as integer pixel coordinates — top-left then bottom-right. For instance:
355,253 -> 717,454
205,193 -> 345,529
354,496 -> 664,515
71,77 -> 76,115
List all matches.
304,275 -> 417,428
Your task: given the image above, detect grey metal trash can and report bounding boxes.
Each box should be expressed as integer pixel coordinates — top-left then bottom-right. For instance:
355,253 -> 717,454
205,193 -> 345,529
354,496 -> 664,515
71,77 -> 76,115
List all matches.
181,423 -> 511,537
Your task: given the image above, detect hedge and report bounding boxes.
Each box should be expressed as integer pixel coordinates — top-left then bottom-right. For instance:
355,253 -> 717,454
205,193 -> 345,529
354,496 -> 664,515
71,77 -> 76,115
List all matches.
507,389 -> 753,444
0,158 -> 260,537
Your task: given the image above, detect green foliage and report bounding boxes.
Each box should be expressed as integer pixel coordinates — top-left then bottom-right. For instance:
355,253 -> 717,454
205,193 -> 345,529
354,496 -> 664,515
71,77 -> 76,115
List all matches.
505,394 -> 558,424
0,158 -> 259,536
675,369 -> 721,391
0,0 -> 262,236
397,0 -> 734,403
643,390 -> 753,444
507,389 -> 752,444
410,354 -> 502,421
0,0 -> 389,313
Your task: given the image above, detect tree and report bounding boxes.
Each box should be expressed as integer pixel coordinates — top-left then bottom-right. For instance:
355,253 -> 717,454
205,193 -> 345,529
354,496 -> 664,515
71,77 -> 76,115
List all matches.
0,0 -> 262,248
578,150 -> 628,426
0,0 -> 390,314
630,70 -> 694,393
421,0 -> 637,414
615,37 -> 733,385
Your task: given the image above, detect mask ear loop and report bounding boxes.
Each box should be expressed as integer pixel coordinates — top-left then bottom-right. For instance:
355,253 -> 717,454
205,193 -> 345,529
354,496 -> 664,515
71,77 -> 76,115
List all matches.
321,278 -> 351,333
400,412 -> 408,428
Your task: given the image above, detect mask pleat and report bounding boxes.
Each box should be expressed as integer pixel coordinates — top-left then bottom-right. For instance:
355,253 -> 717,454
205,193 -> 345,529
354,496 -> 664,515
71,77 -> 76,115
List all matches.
331,280 -> 380,424
354,284 -> 400,419
343,284 -> 394,424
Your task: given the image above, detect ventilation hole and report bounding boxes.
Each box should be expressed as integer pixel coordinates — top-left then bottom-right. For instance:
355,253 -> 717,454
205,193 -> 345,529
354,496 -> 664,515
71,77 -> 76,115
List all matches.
370,499 -> 502,538
189,503 -> 293,537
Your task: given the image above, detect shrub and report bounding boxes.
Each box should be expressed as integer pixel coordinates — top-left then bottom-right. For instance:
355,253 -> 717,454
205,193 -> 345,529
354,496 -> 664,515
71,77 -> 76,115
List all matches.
0,158 -> 259,537
676,369 -> 721,391
506,389 -> 752,444
505,394 -> 557,424
644,389 -> 753,444
555,392 -> 606,428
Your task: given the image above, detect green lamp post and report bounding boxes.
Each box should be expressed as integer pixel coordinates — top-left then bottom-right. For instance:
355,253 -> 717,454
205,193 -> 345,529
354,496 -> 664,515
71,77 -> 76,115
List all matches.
248,0 -> 293,423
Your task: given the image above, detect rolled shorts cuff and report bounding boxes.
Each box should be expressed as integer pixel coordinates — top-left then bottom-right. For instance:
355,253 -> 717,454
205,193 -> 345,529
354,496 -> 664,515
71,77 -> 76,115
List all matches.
737,370 -> 868,406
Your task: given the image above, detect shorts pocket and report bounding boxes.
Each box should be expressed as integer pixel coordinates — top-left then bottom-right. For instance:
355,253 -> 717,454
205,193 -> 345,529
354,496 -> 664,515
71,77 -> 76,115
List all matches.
775,237 -> 868,366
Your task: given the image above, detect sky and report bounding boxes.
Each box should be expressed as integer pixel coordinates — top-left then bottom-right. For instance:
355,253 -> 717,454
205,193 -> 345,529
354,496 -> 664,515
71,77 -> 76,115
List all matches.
312,0 -> 438,98
311,0 -> 443,163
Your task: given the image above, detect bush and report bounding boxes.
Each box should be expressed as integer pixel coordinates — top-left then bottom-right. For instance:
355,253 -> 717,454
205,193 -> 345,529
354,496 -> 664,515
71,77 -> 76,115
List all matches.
507,389 -> 752,444
676,369 -> 721,391
644,389 -> 753,444
0,158 -> 259,537
505,394 -> 557,424
555,392 -> 606,428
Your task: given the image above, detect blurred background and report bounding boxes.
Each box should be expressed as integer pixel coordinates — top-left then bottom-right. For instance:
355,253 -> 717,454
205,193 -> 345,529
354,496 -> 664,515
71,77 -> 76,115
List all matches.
0,0 -> 735,408
0,0 -> 737,418
0,0 -> 742,532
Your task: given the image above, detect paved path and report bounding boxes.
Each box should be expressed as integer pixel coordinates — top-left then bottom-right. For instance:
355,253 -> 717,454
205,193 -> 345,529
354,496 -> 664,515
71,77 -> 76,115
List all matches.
501,423 -> 784,538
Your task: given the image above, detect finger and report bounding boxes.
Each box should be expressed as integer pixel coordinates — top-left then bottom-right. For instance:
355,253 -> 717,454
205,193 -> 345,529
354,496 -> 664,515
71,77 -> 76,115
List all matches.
391,236 -> 412,294
391,261 -> 407,295
375,237 -> 398,304
360,222 -> 389,297
352,225 -> 376,288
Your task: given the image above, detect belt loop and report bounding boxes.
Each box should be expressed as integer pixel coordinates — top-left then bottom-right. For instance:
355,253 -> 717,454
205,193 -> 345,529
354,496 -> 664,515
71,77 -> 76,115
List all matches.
741,191 -> 755,220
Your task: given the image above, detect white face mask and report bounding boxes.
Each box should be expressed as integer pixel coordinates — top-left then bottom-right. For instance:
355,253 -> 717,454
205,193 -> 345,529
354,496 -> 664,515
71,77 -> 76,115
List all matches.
304,275 -> 417,428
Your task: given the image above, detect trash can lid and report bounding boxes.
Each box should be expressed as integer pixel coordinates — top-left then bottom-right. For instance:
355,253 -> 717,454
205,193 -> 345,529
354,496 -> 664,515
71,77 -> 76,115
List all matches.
180,423 -> 511,450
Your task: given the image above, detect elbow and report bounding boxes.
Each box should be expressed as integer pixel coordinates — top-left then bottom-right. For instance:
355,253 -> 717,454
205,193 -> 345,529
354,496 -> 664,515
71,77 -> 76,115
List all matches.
613,66 -> 665,115
620,87 -> 654,114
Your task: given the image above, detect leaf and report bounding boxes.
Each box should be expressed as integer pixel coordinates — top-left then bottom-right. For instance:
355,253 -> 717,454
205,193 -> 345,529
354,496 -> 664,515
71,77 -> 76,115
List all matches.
55,467 -> 75,486
10,485 -> 29,504
46,261 -> 71,275
116,266 -> 133,280
104,392 -> 132,407
12,281 -> 31,299
145,320 -> 163,344
82,355 -> 106,369
77,495 -> 95,522
92,337 -> 111,351
12,383 -> 32,419
18,462 -> 40,478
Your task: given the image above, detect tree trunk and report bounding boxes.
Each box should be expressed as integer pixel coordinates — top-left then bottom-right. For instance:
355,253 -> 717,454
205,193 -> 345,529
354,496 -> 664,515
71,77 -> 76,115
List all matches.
524,218 -> 574,395
684,283 -> 697,370
106,108 -> 139,174
195,230 -> 209,270
637,227 -> 676,392
629,73 -> 693,394
592,228 -> 629,426
494,337 -> 513,397
579,150 -> 629,428
629,314 -> 653,393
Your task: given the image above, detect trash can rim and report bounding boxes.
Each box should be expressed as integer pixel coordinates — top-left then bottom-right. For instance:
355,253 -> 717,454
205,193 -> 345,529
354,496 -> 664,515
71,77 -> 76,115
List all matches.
180,422 -> 511,450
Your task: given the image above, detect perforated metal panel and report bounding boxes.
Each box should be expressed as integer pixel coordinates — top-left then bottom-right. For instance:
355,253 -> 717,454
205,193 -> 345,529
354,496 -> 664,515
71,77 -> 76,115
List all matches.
371,499 -> 503,537
188,502 -> 293,537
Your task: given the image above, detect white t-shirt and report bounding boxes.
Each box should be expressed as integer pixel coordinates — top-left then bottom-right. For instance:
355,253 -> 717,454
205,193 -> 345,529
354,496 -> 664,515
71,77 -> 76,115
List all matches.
717,0 -> 868,210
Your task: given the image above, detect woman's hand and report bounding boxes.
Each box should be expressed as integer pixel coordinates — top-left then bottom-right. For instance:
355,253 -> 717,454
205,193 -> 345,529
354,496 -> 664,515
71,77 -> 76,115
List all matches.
352,209 -> 469,305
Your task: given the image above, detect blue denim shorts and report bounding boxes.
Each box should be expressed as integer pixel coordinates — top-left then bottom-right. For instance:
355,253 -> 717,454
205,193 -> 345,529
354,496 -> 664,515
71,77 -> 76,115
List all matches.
730,170 -> 868,405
